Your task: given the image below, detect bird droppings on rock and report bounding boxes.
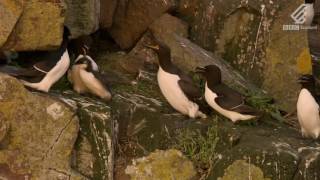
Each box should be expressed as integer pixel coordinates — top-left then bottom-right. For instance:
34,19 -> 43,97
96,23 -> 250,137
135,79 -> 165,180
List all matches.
47,102 -> 64,120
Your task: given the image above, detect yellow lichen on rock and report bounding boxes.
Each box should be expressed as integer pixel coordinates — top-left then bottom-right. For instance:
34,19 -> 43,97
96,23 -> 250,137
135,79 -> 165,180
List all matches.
125,149 -> 197,180
218,160 -> 270,180
297,48 -> 312,74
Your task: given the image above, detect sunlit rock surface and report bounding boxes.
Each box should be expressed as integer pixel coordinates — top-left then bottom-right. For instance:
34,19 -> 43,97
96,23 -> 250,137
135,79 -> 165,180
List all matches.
108,0 -> 175,49
1,0 -> 65,51
0,73 -> 85,179
0,0 -> 24,48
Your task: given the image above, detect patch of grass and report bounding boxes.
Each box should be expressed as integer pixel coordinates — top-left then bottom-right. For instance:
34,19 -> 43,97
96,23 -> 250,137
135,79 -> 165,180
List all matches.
245,92 -> 285,122
173,123 -> 219,178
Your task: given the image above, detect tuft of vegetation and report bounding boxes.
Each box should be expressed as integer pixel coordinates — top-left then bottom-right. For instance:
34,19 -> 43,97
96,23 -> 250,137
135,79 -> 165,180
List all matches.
245,92 -> 285,122
173,123 -> 219,179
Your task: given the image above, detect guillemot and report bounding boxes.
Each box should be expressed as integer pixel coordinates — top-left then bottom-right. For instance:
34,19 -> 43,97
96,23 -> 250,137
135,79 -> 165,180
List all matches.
145,36 -> 206,119
68,51 -> 112,101
196,65 -> 259,122
297,74 -> 320,139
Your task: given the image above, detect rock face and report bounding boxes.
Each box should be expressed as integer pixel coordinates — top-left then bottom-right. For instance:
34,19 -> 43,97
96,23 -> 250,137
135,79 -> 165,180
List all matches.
0,0 -> 24,48
56,91 -> 115,180
177,0 -> 311,111
64,0 -> 100,38
0,74 -> 84,179
2,0 -> 65,51
100,0 -> 118,29
125,149 -> 197,180
108,0 -> 175,49
218,160 -> 270,180
208,120 -> 320,180
93,48 -> 320,180
130,14 -> 261,94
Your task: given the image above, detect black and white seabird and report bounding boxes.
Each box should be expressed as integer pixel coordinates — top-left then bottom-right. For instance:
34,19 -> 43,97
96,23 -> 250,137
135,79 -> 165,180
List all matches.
145,37 -> 206,119
196,65 -> 259,122
0,27 -> 71,92
68,52 -> 112,101
304,0 -> 315,25
297,74 -> 320,139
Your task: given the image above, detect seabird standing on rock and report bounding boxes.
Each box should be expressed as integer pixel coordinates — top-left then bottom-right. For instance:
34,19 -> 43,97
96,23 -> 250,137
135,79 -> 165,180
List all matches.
196,65 -> 259,122
68,49 -> 112,101
0,27 -> 71,92
297,74 -> 320,139
145,36 -> 207,119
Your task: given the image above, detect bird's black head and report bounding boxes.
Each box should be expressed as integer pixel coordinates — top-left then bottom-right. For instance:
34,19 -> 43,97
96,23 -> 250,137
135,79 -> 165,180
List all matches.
144,33 -> 172,68
298,74 -> 316,91
305,0 -> 315,4
196,65 -> 222,85
74,56 -> 94,71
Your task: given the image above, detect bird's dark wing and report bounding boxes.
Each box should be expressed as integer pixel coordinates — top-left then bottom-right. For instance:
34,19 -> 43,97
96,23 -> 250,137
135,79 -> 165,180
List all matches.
213,84 -> 258,115
178,79 -> 201,100
0,65 -> 44,77
91,71 -> 112,91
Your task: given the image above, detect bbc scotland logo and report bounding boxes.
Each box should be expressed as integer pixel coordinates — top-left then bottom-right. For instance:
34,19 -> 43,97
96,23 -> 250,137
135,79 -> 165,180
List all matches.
283,3 -> 317,31
291,3 -> 309,24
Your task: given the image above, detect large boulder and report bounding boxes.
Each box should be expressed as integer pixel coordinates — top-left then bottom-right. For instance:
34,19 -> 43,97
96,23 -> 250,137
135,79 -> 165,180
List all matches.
100,0 -> 118,29
64,0 -> 100,38
0,0 -> 24,48
130,14 -> 262,94
56,91 -> 115,180
207,120 -> 320,180
108,0 -> 175,49
0,74 -> 85,179
2,0 -> 65,51
125,149 -> 197,180
177,0 -> 311,111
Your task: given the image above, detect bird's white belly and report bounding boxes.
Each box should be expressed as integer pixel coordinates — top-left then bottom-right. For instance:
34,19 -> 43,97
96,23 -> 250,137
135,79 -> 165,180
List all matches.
304,5 -> 314,25
23,50 -> 70,92
204,84 -> 254,122
69,65 -> 89,93
297,89 -> 320,139
157,67 -> 199,117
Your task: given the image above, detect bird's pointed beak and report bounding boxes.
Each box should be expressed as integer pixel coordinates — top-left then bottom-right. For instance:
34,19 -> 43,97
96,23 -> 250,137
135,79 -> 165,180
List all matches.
144,44 -> 160,50
195,66 -> 206,74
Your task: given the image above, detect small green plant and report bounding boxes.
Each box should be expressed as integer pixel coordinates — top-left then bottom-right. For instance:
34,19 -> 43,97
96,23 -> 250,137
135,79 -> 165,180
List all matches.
245,92 -> 285,122
173,124 -> 219,177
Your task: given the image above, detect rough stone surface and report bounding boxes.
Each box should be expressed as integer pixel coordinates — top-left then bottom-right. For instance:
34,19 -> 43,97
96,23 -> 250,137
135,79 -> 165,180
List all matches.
125,149 -> 197,180
94,49 -> 320,180
72,135 -> 95,179
177,0 -> 311,111
208,120 -> 320,180
100,0 -> 118,28
56,91 -> 115,180
65,0 -> 100,38
0,0 -> 24,48
130,29 -> 261,94
0,73 -> 85,179
2,0 -> 65,51
108,0 -> 175,49
218,160 -> 270,180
